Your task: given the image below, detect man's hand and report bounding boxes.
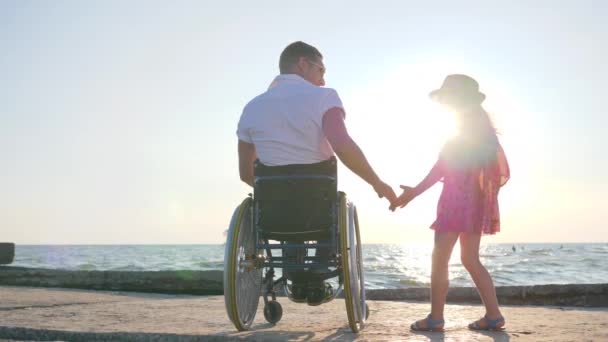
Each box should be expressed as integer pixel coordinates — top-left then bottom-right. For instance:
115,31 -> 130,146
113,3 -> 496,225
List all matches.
389,185 -> 416,211
373,180 -> 397,207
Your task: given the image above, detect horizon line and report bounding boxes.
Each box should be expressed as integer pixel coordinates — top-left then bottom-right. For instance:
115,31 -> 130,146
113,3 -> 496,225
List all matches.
8,241 -> 607,246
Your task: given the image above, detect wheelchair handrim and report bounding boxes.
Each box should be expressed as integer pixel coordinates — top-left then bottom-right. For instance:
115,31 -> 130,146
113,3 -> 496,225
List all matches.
340,194 -> 365,332
347,202 -> 366,325
224,197 -> 262,331
353,206 -> 367,322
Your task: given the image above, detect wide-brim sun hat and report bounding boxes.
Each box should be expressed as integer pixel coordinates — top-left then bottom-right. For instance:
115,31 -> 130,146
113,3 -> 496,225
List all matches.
430,74 -> 486,104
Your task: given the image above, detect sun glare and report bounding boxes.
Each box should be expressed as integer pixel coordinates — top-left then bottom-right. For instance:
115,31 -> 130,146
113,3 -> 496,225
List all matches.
423,101 -> 459,143
344,67 -> 460,177
336,65 -> 465,242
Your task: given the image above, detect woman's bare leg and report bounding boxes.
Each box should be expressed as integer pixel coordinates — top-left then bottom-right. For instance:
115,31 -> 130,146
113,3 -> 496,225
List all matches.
413,231 -> 459,328
460,232 -> 504,327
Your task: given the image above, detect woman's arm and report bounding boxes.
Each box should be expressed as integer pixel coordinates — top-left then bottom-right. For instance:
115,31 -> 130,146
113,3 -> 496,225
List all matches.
411,159 -> 444,197
390,159 -> 444,211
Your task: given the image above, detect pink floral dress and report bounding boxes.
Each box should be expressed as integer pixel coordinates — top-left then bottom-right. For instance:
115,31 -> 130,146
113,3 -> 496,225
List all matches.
415,137 -> 510,235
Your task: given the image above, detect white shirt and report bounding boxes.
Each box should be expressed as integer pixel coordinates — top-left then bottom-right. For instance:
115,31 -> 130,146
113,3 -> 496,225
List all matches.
237,74 -> 344,166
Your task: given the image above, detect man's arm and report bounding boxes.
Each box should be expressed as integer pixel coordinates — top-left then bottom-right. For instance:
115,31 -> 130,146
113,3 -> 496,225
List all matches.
322,107 -> 396,203
238,140 -> 257,187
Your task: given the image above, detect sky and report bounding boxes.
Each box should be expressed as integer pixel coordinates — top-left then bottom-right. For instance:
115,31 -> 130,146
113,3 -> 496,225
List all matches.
1,1 -> 606,244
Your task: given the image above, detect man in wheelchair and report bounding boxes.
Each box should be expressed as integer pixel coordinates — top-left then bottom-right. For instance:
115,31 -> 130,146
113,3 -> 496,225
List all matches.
236,41 -> 396,306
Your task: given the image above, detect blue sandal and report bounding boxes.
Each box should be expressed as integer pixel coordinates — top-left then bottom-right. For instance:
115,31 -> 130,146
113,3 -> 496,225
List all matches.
468,315 -> 505,331
410,314 -> 445,332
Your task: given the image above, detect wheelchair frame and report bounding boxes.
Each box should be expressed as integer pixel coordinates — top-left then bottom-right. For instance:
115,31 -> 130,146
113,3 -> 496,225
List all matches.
224,160 -> 367,333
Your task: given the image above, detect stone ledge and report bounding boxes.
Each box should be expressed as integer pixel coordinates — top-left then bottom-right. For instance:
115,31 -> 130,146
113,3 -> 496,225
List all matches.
0,267 -> 222,295
0,243 -> 14,265
365,283 -> 608,307
1,267 -> 606,307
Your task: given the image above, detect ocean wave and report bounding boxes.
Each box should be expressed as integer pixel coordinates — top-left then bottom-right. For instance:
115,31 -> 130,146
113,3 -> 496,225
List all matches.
526,249 -> 554,256
480,254 -> 497,258
579,257 -> 600,263
489,267 -> 515,274
399,278 -> 428,287
76,263 -> 97,271
109,265 -> 147,272
196,261 -> 224,270
364,256 -> 385,262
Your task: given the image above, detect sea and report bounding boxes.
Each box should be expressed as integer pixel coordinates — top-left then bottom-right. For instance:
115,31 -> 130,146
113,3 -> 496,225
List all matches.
10,243 -> 608,290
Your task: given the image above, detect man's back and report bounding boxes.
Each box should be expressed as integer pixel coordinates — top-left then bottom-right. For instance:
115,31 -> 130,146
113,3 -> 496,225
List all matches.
237,74 -> 343,166
236,40 -> 395,203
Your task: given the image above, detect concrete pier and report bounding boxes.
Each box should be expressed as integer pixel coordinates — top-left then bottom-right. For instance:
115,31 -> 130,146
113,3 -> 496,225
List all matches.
0,286 -> 607,341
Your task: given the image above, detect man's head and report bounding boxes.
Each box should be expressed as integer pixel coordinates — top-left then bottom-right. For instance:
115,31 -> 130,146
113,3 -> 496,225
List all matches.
279,41 -> 325,86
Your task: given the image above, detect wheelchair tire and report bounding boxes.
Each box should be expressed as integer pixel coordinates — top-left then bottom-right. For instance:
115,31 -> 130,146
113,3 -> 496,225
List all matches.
263,300 -> 283,324
339,193 -> 367,333
224,197 -> 262,331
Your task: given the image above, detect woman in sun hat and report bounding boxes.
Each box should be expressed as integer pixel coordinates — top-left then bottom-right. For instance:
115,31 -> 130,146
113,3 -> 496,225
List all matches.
391,74 -> 510,331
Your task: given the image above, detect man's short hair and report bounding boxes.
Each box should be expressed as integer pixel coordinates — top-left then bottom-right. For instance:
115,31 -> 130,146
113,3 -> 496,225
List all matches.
279,41 -> 323,74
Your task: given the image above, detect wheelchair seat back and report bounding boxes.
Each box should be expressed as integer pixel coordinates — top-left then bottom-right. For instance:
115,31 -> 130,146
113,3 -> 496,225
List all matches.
253,158 -> 337,241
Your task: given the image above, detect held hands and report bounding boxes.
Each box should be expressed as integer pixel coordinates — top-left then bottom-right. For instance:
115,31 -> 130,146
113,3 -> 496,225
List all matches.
389,185 -> 415,211
372,181 -> 416,211
373,180 -> 397,207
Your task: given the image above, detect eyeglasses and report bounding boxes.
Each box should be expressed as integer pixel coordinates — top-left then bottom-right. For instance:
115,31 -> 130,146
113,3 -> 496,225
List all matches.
307,59 -> 326,75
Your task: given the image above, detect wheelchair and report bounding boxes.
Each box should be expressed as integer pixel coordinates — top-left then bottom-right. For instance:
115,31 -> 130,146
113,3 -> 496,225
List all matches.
224,157 -> 368,333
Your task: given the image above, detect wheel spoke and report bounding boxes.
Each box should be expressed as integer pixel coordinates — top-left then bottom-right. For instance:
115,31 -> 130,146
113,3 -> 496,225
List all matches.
224,198 -> 262,330
341,197 -> 367,333
340,194 -> 361,332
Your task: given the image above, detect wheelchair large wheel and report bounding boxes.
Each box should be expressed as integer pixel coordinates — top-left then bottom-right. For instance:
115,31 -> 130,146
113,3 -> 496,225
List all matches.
224,197 -> 262,331
339,193 -> 367,333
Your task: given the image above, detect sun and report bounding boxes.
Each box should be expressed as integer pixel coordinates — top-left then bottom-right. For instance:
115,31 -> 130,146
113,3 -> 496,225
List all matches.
335,68 -> 462,241
415,100 -> 459,145
342,70 -> 459,174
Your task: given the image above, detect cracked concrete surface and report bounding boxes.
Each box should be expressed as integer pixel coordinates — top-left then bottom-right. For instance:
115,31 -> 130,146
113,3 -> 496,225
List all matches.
0,286 -> 607,341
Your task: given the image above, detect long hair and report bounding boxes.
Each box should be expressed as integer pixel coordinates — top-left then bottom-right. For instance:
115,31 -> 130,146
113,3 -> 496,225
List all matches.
460,106 -> 497,144
442,106 -> 500,169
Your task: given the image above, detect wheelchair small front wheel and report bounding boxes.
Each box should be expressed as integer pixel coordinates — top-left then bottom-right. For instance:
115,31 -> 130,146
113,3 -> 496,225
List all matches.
224,197 -> 262,331
263,300 -> 283,324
